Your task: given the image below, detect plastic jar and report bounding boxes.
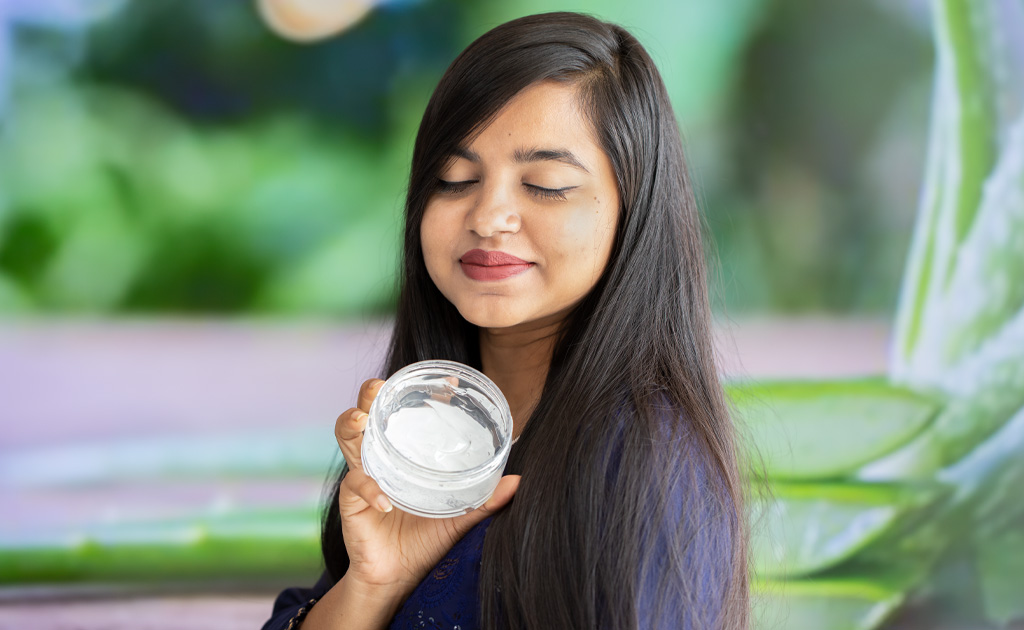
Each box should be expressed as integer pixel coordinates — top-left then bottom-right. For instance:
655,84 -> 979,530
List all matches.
361,360 -> 513,518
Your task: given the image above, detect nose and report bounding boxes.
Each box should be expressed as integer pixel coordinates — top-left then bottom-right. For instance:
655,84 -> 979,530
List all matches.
464,182 -> 521,238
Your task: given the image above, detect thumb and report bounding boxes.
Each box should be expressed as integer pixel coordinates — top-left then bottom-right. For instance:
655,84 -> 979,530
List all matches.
451,474 -> 521,533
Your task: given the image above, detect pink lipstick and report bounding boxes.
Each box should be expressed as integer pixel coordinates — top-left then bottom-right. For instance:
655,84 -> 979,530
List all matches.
459,249 -> 533,281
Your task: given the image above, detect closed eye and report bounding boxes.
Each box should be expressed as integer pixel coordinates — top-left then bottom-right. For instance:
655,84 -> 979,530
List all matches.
435,179 -> 576,201
436,179 -> 477,194
525,184 -> 577,201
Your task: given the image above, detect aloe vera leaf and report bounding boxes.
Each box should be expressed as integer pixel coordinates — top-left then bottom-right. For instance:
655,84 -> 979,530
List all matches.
936,0 -> 1000,272
0,506 -> 322,584
892,0 -> 1002,373
854,408 -> 1024,599
892,38 -> 951,374
854,487 -> 962,571
854,400 -> 995,481
855,429 -> 943,480
728,379 -> 941,480
926,112 -> 1024,368
0,428 -> 339,487
940,404 -> 1024,537
0,537 -> 322,585
861,315 -> 1024,479
752,562 -> 924,630
751,481 -> 949,579
852,409 -> 1024,611
975,518 -> 1024,627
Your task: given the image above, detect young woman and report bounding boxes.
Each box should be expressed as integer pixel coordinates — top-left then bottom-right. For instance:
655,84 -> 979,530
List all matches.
264,12 -> 749,630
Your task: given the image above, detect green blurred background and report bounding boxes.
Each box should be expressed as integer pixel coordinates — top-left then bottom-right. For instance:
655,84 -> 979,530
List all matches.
0,0 -> 934,319
6,3 -> 1024,628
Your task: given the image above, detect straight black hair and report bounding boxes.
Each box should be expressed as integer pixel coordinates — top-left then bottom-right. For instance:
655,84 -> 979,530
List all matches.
322,12 -> 750,629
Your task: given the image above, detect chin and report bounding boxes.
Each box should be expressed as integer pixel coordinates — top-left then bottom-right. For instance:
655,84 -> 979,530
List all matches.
453,300 -> 527,330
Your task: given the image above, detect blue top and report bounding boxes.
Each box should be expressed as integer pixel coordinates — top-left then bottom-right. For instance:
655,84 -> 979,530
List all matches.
263,419 -> 732,629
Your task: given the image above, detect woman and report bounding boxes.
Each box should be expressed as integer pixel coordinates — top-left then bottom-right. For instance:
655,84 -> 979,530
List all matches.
264,11 -> 749,630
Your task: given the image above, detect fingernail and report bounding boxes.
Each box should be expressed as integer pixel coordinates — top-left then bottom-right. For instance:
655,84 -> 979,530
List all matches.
371,380 -> 384,391
377,495 -> 392,512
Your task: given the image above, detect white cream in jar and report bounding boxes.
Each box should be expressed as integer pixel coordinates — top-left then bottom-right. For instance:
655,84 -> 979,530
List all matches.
384,398 -> 496,472
361,360 -> 513,518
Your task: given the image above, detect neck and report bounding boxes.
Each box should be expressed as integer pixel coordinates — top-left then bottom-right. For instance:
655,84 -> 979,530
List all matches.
479,315 -> 562,440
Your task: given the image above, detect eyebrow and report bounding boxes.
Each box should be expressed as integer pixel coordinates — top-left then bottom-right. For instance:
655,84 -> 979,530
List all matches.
451,146 -> 591,173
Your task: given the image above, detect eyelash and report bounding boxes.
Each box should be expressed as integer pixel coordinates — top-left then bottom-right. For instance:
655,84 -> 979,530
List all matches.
525,184 -> 570,201
435,179 -> 574,202
435,179 -> 475,195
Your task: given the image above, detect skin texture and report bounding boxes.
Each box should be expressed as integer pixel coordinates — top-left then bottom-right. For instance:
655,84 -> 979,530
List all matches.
304,81 -> 620,630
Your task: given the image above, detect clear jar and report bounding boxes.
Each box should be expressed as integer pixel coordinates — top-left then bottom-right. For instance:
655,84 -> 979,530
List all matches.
361,360 -> 513,518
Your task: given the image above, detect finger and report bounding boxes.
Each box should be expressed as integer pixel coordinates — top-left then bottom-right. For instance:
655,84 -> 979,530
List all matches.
338,468 -> 393,518
451,475 -> 521,534
357,378 -> 385,414
335,407 -> 368,443
335,407 -> 369,468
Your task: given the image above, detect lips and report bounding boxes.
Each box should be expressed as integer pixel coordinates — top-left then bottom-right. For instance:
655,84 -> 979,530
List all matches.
459,249 -> 533,281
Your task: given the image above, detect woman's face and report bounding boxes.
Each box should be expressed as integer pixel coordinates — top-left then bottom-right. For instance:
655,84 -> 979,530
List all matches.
420,81 -> 620,330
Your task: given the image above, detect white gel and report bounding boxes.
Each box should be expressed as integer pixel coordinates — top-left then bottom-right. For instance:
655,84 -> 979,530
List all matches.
384,398 -> 495,471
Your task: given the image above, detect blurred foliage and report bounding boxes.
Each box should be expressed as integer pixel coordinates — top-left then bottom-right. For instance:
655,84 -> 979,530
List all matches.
0,0 -> 933,316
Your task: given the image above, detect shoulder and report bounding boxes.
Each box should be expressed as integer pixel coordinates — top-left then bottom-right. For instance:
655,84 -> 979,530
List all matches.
617,389 -> 716,478
609,388 -> 734,550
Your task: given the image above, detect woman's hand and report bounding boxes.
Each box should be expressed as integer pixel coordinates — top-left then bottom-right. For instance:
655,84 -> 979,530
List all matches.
334,378 -> 521,598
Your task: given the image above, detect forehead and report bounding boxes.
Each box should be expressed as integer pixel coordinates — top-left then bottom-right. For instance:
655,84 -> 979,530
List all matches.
462,81 -> 601,157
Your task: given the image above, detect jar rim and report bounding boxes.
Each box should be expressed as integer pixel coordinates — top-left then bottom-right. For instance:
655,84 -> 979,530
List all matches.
367,359 -> 513,479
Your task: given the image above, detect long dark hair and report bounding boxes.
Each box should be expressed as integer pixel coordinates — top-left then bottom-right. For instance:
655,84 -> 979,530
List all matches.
322,12 -> 749,629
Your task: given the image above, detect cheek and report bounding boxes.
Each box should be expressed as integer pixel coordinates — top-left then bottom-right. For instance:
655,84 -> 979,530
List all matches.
420,205 -> 450,281
564,204 -> 617,256
545,204 -> 617,281
421,203 -> 459,251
